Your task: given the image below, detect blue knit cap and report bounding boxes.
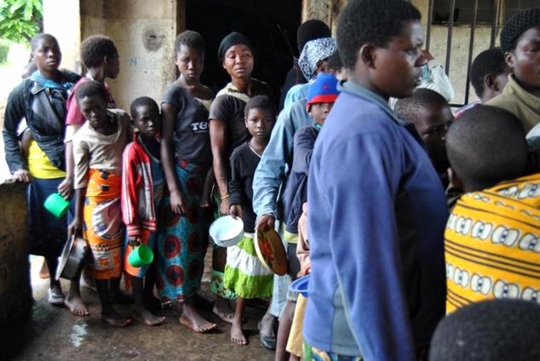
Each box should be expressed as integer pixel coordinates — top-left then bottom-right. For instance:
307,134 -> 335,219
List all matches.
306,73 -> 340,108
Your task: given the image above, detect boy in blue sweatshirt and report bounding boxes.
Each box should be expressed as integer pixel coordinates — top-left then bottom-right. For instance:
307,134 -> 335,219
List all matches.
304,1 -> 448,360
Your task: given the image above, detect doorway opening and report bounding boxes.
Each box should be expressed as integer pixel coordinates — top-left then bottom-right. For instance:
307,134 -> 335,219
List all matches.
185,0 -> 302,100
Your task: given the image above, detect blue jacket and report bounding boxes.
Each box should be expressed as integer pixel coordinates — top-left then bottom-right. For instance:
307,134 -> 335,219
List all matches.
283,124 -> 319,234
304,81 -> 448,360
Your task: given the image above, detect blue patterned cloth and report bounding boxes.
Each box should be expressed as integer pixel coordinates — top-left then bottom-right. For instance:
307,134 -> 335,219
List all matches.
156,161 -> 209,302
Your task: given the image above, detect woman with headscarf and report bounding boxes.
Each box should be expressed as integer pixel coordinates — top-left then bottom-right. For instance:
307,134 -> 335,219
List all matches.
208,32 -> 273,322
283,37 -> 337,109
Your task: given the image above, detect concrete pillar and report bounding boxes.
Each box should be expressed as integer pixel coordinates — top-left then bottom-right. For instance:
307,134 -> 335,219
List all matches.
86,0 -> 180,110
43,0 -> 180,111
43,0 -> 83,73
302,0 -> 348,34
0,181 -> 32,340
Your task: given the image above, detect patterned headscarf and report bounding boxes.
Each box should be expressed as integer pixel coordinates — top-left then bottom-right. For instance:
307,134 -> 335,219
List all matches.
298,37 -> 337,81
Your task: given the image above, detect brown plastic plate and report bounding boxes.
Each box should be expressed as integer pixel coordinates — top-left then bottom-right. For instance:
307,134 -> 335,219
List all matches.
254,227 -> 288,276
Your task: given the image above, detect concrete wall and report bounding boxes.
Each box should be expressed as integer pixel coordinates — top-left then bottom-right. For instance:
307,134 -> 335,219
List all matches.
411,0 -> 497,105
0,181 -> 32,340
43,0 -> 82,74
301,0 -> 495,105
43,0 -> 497,109
44,0 -> 179,111
302,0 -> 348,34
428,25 -> 500,105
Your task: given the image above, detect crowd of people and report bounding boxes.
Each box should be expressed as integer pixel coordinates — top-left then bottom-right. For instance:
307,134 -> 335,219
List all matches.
3,0 -> 540,360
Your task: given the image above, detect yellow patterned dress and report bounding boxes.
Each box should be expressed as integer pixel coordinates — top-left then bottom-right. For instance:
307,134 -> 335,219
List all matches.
445,174 -> 540,314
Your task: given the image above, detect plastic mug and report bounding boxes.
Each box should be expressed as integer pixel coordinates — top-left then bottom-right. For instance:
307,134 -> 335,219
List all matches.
128,244 -> 154,267
44,193 -> 70,219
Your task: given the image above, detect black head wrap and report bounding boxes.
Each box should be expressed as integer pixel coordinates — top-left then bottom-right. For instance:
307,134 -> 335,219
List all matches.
430,300 -> 540,361
500,8 -> 540,52
218,32 -> 253,64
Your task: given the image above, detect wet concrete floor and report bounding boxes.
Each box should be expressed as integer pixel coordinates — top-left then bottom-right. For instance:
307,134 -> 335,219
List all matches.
5,253 -> 275,361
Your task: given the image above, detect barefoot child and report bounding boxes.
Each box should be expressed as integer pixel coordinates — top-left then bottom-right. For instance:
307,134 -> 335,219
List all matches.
160,30 -> 216,333
121,97 -> 166,326
63,35 -> 125,317
68,80 -> 132,327
225,95 -> 276,345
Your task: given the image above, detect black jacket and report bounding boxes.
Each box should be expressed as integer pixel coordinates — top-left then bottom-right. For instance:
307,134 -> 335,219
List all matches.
3,70 -> 80,173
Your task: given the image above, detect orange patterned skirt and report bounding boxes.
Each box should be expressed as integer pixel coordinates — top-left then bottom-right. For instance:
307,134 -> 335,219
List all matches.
83,169 -> 124,280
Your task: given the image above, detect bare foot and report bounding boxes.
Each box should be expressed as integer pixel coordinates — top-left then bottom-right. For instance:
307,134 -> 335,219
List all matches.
101,310 -> 131,328
180,315 -> 217,333
212,297 -> 235,324
231,320 -> 248,345
64,293 -> 89,316
109,290 -> 134,304
180,302 -> 217,333
133,309 -> 165,326
39,260 -> 50,279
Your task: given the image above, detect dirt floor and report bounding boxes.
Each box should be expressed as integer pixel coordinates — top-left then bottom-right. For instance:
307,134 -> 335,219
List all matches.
5,250 -> 275,361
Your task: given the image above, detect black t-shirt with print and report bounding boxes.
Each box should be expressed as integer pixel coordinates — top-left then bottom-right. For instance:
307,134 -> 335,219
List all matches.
209,79 -> 273,156
162,84 -> 212,168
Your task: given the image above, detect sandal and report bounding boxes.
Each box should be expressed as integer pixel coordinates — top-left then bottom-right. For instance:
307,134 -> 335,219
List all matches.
212,306 -> 234,324
48,287 -> 65,306
258,317 -> 277,350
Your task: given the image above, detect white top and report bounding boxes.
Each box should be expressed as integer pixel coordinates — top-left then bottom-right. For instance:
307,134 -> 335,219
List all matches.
73,109 -> 131,189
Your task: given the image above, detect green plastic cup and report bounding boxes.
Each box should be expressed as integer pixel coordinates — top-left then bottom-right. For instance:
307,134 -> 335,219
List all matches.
44,193 -> 70,219
128,244 -> 154,267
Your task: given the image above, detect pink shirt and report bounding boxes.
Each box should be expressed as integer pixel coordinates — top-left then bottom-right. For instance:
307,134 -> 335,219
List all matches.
65,77 -> 117,126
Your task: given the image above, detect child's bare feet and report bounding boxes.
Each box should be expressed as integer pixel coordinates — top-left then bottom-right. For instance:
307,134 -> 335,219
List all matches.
231,320 -> 248,345
180,303 -> 217,333
133,309 -> 165,326
64,293 -> 89,316
101,309 -> 131,327
212,296 -> 235,323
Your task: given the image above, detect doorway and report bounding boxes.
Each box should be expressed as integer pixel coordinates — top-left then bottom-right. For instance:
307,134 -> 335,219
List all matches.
185,0 -> 302,100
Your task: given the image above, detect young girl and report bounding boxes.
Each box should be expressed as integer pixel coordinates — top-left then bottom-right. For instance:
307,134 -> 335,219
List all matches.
160,30 -> 216,333
225,95 -> 276,345
63,34 -> 123,317
121,96 -> 166,326
68,80 -> 132,327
